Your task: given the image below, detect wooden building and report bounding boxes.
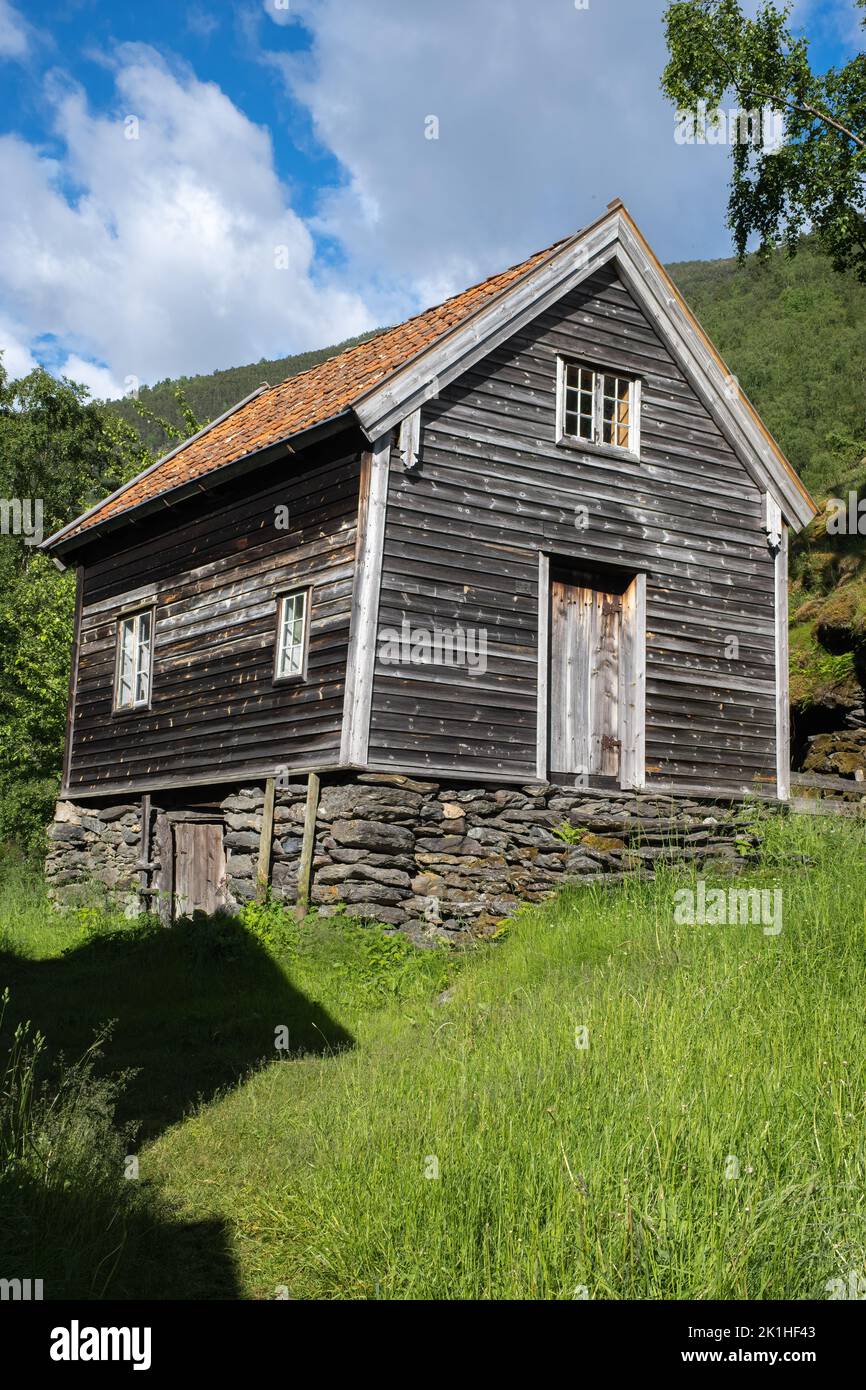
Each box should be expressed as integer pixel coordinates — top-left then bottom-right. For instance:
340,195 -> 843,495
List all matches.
42,201 -> 817,920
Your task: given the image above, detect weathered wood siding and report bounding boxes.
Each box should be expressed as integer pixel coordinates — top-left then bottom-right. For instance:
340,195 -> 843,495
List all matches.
67,440 -> 361,791
369,262 -> 777,792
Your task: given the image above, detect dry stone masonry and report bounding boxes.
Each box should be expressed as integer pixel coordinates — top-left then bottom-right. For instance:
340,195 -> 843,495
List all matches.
45,801 -> 142,913
46,773 -> 763,939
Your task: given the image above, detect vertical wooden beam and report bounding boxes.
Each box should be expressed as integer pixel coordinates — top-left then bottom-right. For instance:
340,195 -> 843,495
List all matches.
594,591 -> 621,779
536,553 -> 550,780
295,771 -> 321,920
138,793 -> 151,909
774,528 -> 791,801
619,572 -> 646,792
341,434 -> 391,767
256,777 -> 276,900
153,811 -> 174,926
573,586 -> 593,777
61,565 -> 84,794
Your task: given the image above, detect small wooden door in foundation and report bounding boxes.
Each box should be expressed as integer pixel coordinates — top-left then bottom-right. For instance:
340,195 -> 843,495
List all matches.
172,822 -> 227,918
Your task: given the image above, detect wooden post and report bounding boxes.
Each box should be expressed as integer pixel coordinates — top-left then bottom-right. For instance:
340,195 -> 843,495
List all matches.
153,811 -> 174,926
138,793 -> 151,909
774,528 -> 791,801
60,565 -> 84,794
295,771 -> 320,921
256,777 -> 276,901
340,435 -> 390,766
536,553 -> 549,780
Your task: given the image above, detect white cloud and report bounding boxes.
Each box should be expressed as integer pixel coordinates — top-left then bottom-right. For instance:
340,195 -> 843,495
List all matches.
263,0 -> 739,318
0,313 -> 37,378
2,2 -> 826,398
0,45 -> 372,396
0,0 -> 28,59
59,355 -> 127,401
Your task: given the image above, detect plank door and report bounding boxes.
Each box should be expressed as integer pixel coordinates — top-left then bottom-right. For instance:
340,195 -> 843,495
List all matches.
172,822 -> 227,918
549,582 -> 622,780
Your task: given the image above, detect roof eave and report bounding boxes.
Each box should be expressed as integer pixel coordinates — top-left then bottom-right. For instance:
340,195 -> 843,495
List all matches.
41,383 -> 272,554
43,409 -> 356,558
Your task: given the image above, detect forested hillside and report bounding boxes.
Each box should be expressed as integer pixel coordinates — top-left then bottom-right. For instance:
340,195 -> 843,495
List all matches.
668,239 -> 866,501
110,330 -> 382,453
669,241 -> 866,743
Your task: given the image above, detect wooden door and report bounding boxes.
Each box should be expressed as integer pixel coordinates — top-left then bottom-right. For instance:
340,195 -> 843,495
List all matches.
549,582 -> 621,779
172,822 -> 226,918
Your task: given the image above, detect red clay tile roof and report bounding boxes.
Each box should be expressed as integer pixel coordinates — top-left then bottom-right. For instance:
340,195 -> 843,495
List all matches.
58,234 -> 571,543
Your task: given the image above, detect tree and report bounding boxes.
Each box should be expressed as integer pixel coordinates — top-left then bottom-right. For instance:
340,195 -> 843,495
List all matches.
0,362 -> 153,855
130,384 -> 204,448
662,0 -> 866,279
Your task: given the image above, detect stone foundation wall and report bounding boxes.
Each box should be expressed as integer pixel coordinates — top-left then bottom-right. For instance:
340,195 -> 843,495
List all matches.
45,800 -> 142,913
46,774 -> 765,938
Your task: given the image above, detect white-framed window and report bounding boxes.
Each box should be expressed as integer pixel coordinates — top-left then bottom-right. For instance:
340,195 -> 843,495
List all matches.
274,589 -> 309,681
114,609 -> 153,711
556,359 -> 640,456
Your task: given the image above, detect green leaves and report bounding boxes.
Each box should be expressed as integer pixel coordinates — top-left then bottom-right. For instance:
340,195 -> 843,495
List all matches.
662,1 -> 866,279
0,361 -> 154,855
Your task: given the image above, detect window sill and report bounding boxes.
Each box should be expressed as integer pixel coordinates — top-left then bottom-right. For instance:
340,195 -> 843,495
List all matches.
556,433 -> 641,466
111,703 -> 152,718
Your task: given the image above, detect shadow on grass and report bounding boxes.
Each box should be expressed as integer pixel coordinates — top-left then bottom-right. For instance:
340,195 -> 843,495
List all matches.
1,911 -> 354,1299
4,1172 -> 243,1301
2,911 -> 353,1139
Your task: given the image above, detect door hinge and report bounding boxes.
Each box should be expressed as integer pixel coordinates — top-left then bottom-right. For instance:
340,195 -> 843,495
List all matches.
602,735 -> 622,753
602,598 -> 622,616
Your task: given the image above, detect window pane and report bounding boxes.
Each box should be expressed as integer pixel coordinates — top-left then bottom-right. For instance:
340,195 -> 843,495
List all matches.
615,379 -> 630,448
563,364 -> 595,440
600,375 -> 631,449
602,388 -> 615,445
135,612 -> 152,705
277,592 -> 306,677
561,362 -> 635,450
117,619 -> 135,707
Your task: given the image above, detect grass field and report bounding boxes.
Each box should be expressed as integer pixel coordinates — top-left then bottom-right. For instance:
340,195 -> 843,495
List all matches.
2,811 -> 865,1300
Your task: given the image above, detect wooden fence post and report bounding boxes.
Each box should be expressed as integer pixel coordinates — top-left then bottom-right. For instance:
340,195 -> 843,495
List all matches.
296,771 -> 320,920
153,811 -> 173,926
256,777 -> 276,901
138,792 -> 151,909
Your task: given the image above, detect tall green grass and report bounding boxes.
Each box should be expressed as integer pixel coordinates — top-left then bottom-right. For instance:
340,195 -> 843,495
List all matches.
150,813 -> 866,1299
2,815 -> 864,1299
0,987 -> 177,1299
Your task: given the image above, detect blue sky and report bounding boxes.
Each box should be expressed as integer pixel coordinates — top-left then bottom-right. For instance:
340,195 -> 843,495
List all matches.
0,0 -> 861,397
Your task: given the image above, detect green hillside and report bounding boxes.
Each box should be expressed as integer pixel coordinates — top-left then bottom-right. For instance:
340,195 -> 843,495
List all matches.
669,240 -> 866,736
668,240 -> 866,501
108,238 -> 866,733
110,329 -> 383,454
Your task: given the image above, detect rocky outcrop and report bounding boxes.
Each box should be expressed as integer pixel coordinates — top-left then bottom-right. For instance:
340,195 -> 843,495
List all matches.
46,775 -> 763,937
802,728 -> 866,779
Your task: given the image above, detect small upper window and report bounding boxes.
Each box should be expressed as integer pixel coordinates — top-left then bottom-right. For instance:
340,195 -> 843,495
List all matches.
557,360 -> 640,456
114,610 -> 153,711
275,590 -> 309,681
